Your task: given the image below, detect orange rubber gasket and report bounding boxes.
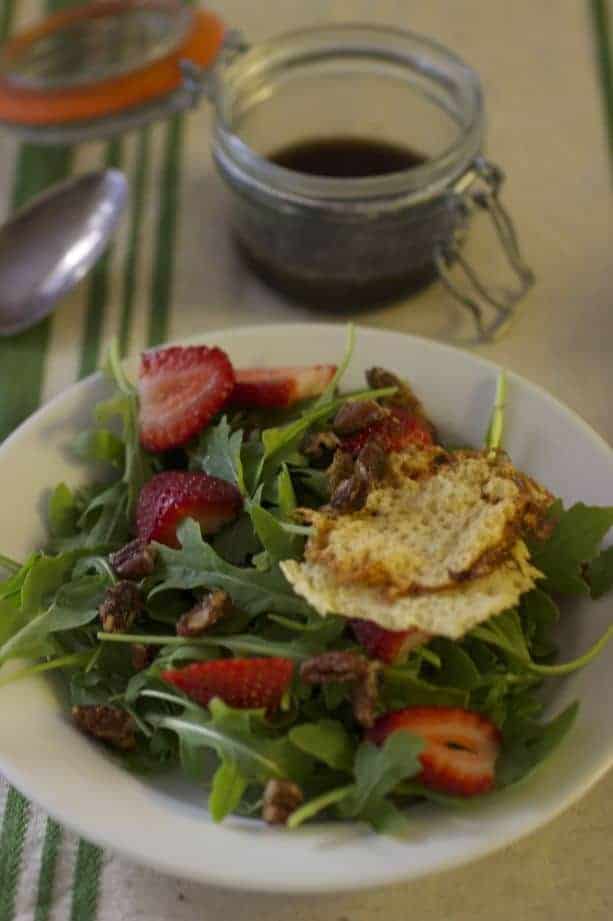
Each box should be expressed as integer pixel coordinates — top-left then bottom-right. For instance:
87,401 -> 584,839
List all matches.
0,1 -> 224,126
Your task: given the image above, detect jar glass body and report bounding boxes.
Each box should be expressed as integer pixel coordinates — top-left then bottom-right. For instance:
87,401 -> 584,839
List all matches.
211,25 -> 484,307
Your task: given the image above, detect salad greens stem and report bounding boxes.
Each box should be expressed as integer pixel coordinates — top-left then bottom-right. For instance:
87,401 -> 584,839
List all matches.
0,552 -> 20,575
96,632 -> 309,660
311,324 -> 355,410
525,625 -> 613,675
278,523 -> 314,536
486,371 -> 507,453
287,785 -> 354,829
0,650 -> 94,688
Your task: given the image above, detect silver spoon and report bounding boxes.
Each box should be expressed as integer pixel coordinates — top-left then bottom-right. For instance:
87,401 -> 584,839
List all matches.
0,169 -> 128,336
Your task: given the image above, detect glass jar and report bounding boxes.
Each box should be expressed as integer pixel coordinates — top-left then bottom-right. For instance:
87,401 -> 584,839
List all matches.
204,25 -> 533,340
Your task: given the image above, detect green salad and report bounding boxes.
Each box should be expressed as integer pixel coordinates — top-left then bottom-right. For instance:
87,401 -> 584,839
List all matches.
1,328 -> 612,834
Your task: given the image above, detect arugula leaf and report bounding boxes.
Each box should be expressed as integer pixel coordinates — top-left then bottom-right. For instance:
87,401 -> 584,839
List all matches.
48,484 -> 80,540
428,638 -> 482,690
246,500 -> 303,563
339,733 -> 423,831
151,519 -> 311,617
20,552 -> 80,618
211,514 -> 262,566
97,338 -> 153,517
0,596 -> 24,648
276,464 -> 297,516
72,429 -> 124,468
190,417 -> 245,494
586,546 -> 613,599
529,503 -> 613,595
209,758 -> 248,822
0,650 -> 93,689
289,720 -> 356,772
496,702 -> 579,787
470,609 -> 530,664
144,693 -> 311,789
519,589 -> 559,658
383,666 -> 469,710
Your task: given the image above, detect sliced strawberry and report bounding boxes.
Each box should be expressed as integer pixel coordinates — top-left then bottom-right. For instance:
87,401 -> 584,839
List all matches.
341,407 -> 433,456
230,365 -> 336,409
138,345 -> 235,452
351,619 -> 431,665
162,657 -> 294,710
136,471 -> 242,548
367,707 -> 501,797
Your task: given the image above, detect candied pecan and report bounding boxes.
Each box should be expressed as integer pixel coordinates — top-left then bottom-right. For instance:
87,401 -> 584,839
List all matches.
332,399 -> 387,436
355,440 -> 386,485
329,473 -> 369,513
99,580 -> 144,633
326,450 -> 355,493
72,705 -> 136,750
300,651 -> 368,685
366,367 -> 437,438
176,590 -> 231,638
262,779 -> 304,825
366,367 -> 419,409
301,430 -> 340,463
351,661 -> 383,729
109,538 -> 157,580
131,643 -> 156,671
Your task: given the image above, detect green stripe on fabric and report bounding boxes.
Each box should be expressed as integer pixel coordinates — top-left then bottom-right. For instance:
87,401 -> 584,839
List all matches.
119,127 -> 151,355
0,146 -> 74,442
0,788 -> 30,921
34,819 -> 63,921
590,0 -> 613,164
70,839 -> 103,921
78,138 -> 123,378
0,0 -> 76,442
148,114 -> 185,346
0,0 -> 15,42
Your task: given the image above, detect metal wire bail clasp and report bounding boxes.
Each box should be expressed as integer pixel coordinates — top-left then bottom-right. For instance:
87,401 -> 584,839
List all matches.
180,29 -> 250,105
434,156 -> 535,343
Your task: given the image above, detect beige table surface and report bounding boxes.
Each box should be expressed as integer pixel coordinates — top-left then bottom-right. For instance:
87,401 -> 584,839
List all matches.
1,1 -> 612,918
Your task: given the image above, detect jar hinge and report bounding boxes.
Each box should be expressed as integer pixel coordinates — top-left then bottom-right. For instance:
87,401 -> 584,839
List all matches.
434,156 -> 535,342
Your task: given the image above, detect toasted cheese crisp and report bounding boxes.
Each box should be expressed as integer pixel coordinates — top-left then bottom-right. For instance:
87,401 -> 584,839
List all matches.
282,541 -> 541,639
303,448 -> 551,598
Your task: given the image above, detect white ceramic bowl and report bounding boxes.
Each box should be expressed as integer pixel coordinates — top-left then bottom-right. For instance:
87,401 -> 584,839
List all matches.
0,324 -> 612,893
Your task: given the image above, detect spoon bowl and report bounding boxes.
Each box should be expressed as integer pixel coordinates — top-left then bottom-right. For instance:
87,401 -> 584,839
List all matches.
0,169 -> 127,336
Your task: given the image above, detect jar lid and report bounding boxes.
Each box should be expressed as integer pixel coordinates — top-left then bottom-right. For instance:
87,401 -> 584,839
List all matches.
0,1 -> 224,142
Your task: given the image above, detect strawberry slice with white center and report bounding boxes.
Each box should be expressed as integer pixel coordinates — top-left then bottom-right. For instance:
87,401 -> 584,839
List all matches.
350,619 -> 431,665
367,707 -> 501,797
162,657 -> 294,710
231,365 -> 337,409
136,470 -> 242,548
138,345 -> 235,452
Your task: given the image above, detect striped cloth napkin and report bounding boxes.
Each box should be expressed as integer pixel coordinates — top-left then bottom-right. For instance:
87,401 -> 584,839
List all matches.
0,0 -> 191,916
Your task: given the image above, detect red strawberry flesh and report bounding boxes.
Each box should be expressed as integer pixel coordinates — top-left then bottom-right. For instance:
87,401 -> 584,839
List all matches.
231,365 -> 336,409
138,345 -> 235,452
162,657 -> 294,710
341,406 -> 433,456
367,706 -> 501,797
350,619 -> 431,665
136,470 -> 242,548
